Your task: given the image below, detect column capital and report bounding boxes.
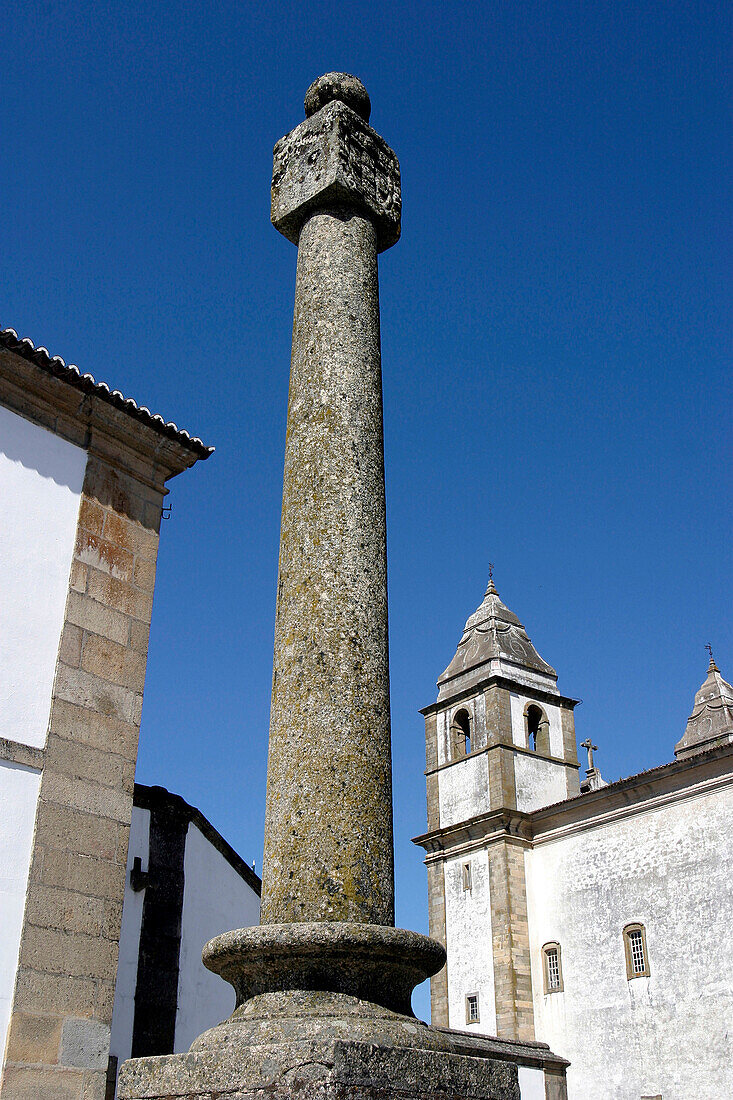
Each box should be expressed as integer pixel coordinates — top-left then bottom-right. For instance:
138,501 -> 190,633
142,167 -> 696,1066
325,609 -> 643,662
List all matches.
271,77 -> 401,252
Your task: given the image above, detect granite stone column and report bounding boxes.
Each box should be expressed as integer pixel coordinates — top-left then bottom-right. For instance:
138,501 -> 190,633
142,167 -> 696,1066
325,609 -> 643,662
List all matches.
117,74 -> 554,1100
262,85 -> 396,927
185,77 -> 442,1011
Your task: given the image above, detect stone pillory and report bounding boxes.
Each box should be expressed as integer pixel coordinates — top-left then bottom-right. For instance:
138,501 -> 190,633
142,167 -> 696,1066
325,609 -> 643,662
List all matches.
261,70 -> 401,928
118,73 -> 568,1100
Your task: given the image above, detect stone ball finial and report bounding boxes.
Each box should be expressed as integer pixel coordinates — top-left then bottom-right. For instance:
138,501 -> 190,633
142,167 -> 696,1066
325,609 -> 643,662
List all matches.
304,73 -> 371,122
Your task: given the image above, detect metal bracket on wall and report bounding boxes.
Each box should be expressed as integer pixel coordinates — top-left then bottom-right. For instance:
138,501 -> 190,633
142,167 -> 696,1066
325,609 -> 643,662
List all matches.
130,856 -> 150,892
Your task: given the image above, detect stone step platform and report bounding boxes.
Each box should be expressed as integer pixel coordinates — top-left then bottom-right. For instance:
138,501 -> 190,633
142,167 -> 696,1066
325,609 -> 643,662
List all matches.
118,989 -> 568,1100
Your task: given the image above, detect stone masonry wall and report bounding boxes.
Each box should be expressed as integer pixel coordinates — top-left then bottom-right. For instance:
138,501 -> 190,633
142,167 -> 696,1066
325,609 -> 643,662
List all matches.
1,452 -> 164,1100
426,860 -> 448,1028
487,839 -> 534,1042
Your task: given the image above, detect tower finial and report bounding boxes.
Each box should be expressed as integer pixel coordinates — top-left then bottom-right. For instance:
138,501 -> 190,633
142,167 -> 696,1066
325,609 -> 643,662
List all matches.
706,643 -> 718,671
485,563 -> 497,596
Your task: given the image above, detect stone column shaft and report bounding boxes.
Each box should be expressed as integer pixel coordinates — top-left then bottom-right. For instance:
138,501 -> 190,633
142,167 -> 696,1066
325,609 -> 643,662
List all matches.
261,206 -> 394,925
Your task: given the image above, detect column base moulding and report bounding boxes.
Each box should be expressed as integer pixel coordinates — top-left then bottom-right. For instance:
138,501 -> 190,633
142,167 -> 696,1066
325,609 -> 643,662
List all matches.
118,921 -> 567,1099
119,998 -> 563,1100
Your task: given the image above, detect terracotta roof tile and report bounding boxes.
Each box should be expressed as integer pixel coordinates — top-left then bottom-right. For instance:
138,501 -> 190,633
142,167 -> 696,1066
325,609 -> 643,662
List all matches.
1,328 -> 213,458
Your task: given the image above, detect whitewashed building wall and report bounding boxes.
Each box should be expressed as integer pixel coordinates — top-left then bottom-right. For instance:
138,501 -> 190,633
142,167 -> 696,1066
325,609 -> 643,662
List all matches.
0,405 -> 86,750
175,821 -> 260,1051
0,763 -> 42,1063
443,850 -> 496,1034
438,754 -> 490,829
513,755 -> 568,814
0,407 -> 86,1064
525,780 -> 733,1100
109,793 -> 261,1088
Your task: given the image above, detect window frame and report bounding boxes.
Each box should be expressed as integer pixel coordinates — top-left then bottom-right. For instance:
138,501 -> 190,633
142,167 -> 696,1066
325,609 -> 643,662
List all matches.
541,941 -> 564,994
462,861 -> 472,892
623,923 -> 650,979
465,992 -> 480,1024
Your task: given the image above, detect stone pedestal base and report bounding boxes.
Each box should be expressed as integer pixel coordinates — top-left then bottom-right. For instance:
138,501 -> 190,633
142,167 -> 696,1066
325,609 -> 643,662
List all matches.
119,1034 -> 528,1095
118,990 -> 567,1100
119,925 -> 568,1100
119,1035 -> 520,1100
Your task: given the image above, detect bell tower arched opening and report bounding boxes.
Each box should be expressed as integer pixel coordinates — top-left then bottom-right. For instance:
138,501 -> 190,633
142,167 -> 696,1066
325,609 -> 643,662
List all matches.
525,703 -> 550,754
450,708 -> 472,759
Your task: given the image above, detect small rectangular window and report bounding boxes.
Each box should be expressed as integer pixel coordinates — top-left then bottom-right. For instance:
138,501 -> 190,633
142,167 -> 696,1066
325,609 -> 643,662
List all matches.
546,949 -> 560,989
624,924 -> 650,978
465,993 -> 480,1023
629,930 -> 645,974
462,862 -> 472,891
542,942 -> 563,993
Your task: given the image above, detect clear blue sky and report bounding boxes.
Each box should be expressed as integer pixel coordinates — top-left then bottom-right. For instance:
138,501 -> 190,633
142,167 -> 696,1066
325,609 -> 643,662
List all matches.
3,1 -> 730,1020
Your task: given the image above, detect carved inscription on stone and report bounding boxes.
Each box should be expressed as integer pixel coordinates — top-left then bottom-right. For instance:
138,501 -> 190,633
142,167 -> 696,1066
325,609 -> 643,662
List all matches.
272,100 -> 401,251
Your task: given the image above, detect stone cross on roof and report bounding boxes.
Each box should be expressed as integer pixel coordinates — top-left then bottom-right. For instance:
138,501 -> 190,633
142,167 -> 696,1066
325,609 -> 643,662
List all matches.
580,738 -> 599,772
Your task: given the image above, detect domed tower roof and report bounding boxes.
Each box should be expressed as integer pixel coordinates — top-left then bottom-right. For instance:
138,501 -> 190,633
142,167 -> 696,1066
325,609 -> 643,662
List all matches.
674,651 -> 733,759
437,575 -> 558,702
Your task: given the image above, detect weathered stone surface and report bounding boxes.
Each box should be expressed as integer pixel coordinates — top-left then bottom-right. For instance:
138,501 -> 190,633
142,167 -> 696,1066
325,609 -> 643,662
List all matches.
272,100 -> 400,251
437,579 -> 557,702
260,202 -> 395,927
119,987 -> 567,1097
304,72 -> 372,121
4,1011 -> 63,1065
119,995 -> 532,1100
59,1017 -> 111,1071
675,654 -> 733,758
118,72 -> 569,1100
202,923 -> 445,1016
120,1041 -> 519,1100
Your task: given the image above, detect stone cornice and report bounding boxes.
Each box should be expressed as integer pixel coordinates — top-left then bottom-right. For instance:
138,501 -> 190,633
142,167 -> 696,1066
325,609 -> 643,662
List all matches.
0,737 -> 45,771
424,740 -> 580,778
420,675 -> 579,717
413,743 -> 733,859
413,807 -> 534,861
428,1026 -> 570,1071
134,784 -> 262,897
0,343 -> 211,486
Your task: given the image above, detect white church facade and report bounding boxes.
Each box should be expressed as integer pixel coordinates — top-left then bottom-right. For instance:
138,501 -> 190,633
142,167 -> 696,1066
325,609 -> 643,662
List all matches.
414,576 -> 733,1100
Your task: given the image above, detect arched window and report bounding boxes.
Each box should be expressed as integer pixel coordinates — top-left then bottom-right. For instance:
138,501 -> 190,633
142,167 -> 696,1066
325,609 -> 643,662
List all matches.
623,923 -> 650,978
542,942 -> 563,993
525,704 -> 550,754
450,709 -> 472,759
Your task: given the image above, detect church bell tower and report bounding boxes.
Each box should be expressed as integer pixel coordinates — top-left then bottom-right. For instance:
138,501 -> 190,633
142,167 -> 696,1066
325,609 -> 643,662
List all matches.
414,575 -> 580,1040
